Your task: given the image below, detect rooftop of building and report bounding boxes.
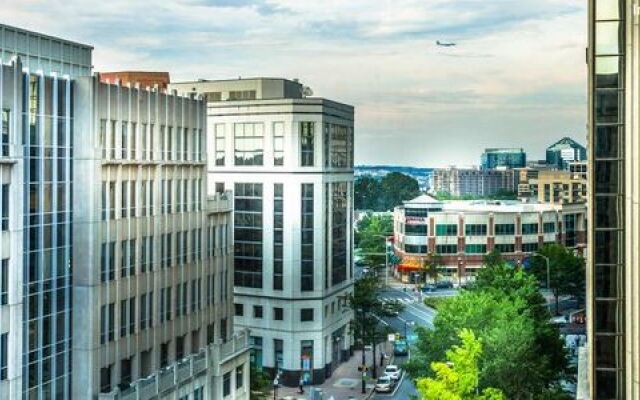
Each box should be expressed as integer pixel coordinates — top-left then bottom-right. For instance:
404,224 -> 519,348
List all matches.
0,23 -> 93,50
483,148 -> 526,153
547,137 -> 586,151
400,194 -> 579,213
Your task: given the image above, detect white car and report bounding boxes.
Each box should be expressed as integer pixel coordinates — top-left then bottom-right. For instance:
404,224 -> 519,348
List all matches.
374,376 -> 394,393
384,365 -> 402,381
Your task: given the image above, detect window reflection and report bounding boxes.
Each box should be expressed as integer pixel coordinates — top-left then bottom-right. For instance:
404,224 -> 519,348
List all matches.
595,195 -> 622,229
595,56 -> 622,88
595,159 -> 622,194
595,21 -> 623,55
595,230 -> 621,265
595,265 -> 620,298
595,89 -> 622,123
595,125 -> 620,159
595,0 -> 623,21
595,300 -> 622,333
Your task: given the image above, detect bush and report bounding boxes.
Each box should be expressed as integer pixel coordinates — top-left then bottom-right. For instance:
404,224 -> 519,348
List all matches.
423,296 -> 449,310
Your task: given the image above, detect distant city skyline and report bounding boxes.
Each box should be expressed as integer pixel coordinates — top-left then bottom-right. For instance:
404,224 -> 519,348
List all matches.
2,0 -> 586,167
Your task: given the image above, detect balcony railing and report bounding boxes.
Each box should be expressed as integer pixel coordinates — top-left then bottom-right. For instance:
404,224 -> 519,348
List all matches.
206,191 -> 233,214
98,330 -> 249,400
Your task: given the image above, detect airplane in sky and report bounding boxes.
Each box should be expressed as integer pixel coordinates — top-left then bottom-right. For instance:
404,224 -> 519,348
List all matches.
436,40 -> 457,47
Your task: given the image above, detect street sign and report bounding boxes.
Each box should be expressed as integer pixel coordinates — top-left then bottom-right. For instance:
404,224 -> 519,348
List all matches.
388,334 -> 396,342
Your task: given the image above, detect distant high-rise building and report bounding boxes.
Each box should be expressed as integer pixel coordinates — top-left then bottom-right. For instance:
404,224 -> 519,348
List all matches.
480,148 -> 526,169
170,78 -> 355,386
545,137 -> 586,170
432,167 -> 518,197
99,71 -> 171,90
587,0 -> 630,398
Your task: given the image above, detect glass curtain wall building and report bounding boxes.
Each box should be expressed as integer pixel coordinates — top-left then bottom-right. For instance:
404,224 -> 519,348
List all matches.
588,0 -> 628,398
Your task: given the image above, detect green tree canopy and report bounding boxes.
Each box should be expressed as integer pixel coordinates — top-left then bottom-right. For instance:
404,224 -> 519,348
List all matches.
354,172 -> 420,211
416,329 -> 505,400
408,263 -> 570,399
355,214 -> 393,267
528,244 -> 586,314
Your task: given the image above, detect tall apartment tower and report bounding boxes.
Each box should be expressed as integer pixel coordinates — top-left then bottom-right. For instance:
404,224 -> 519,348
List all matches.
0,25 -> 93,399
171,78 -> 355,386
587,0 -> 632,398
72,77 -> 249,399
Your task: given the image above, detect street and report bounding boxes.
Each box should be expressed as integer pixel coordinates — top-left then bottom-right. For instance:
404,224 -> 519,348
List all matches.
372,285 -> 438,399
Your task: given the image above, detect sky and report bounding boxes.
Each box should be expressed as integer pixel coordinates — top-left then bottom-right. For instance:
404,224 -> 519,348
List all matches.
3,0 -> 587,167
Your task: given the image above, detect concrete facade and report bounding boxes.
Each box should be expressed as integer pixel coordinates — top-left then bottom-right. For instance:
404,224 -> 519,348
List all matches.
71,76 -> 249,399
170,78 -> 355,387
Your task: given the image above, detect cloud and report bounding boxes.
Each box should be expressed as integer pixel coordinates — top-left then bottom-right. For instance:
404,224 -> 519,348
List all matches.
0,0 -> 587,167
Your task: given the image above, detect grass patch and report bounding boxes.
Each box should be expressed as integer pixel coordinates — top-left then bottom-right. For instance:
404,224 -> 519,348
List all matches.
423,296 -> 450,310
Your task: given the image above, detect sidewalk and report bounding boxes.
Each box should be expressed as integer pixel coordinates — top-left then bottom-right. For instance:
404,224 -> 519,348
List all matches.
275,345 -> 392,400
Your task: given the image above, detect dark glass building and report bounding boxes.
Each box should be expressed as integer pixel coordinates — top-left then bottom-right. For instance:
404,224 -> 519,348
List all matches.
480,148 -> 526,170
546,137 -> 587,170
588,0 -> 627,398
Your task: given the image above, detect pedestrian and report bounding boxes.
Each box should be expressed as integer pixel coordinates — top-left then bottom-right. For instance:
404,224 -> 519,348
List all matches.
298,377 -> 304,394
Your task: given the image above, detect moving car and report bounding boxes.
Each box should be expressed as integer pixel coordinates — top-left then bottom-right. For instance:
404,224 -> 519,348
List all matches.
421,284 -> 436,293
436,281 -> 454,289
384,365 -> 402,381
374,376 -> 395,393
393,339 -> 408,356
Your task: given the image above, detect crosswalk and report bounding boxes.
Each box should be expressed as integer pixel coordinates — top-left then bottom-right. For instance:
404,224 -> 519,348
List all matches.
379,296 -> 417,305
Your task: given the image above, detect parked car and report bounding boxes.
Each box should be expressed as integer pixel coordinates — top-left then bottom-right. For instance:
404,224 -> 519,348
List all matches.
384,365 -> 402,381
436,281 -> 454,289
374,376 -> 395,393
421,284 -> 436,293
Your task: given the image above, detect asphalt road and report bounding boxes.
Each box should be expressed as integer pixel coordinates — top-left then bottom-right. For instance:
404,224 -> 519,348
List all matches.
372,286 -> 439,400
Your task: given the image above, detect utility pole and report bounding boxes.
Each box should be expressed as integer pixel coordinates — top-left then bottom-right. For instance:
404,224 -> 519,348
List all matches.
359,308 -> 366,394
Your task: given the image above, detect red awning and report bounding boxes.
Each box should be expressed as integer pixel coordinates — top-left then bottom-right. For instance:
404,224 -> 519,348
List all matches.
396,264 -> 421,272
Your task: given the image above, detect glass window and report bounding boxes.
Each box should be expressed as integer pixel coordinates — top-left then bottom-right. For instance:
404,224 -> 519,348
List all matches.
595,265 -> 621,299
494,224 -> 515,235
273,122 -> 284,166
301,184 -> 314,291
522,242 -> 539,252
329,124 -> 349,168
234,123 -> 264,166
595,195 -> 623,229
595,89 -> 623,123
331,183 -> 348,285
464,224 -> 486,236
595,300 -> 623,334
215,124 -> 225,166
234,183 -> 263,288
435,244 -> 457,254
543,222 -> 555,233
596,0 -> 623,20
595,56 -> 623,89
273,307 -> 283,321
253,305 -> 263,319
405,224 -> 428,236
595,230 -> 622,265
300,122 -> 314,166
1,184 -> 7,231
595,21 -> 624,55
435,224 -> 457,236
404,244 -> 427,254
595,124 -> 621,159
521,223 -> 538,235
494,243 -> 515,253
0,259 -> 7,305
0,333 -> 6,380
301,308 -> 314,322
595,160 -> 622,194
464,244 -> 486,254
236,365 -> 244,389
274,184 -> 284,290
223,372 -> 231,396
1,109 -> 9,157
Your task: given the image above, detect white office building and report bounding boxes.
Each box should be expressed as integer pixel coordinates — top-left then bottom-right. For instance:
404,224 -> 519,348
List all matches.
171,78 -> 355,386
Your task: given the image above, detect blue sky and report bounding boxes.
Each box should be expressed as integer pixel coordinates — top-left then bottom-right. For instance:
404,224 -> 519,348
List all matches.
4,0 -> 587,167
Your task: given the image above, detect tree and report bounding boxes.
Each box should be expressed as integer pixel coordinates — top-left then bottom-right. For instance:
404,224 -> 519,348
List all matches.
407,264 -> 570,399
379,172 -> 420,211
528,244 -> 586,315
249,365 -> 272,400
355,214 -> 393,268
482,250 -> 503,268
354,176 -> 382,210
349,275 -> 403,378
420,252 -> 443,284
416,329 -> 505,400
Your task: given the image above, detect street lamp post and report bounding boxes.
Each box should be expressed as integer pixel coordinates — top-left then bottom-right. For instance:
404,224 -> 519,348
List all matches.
358,307 -> 366,394
272,376 -> 279,400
